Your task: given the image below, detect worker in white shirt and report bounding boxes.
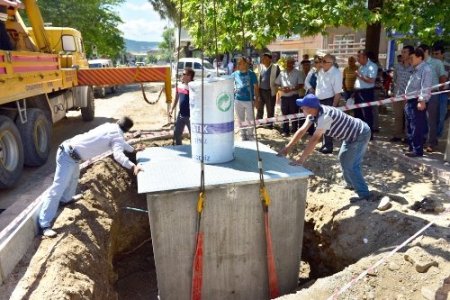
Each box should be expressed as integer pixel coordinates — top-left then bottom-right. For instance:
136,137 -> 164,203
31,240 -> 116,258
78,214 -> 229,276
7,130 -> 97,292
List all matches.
38,116 -> 144,238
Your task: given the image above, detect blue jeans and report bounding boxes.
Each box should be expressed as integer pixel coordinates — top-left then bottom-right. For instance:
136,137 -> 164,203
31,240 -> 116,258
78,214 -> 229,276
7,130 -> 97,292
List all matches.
405,98 -> 426,156
338,124 -> 371,198
39,147 -> 80,229
174,114 -> 191,145
438,93 -> 449,137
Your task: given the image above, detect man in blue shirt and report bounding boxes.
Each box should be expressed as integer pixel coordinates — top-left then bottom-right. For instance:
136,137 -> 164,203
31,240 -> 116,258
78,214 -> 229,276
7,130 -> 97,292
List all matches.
170,67 -> 195,145
231,56 -> 259,140
353,49 -> 378,139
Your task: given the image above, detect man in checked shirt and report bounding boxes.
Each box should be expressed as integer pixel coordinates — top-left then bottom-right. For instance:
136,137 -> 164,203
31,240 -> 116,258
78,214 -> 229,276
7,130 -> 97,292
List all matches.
404,48 -> 432,157
38,116 -> 144,238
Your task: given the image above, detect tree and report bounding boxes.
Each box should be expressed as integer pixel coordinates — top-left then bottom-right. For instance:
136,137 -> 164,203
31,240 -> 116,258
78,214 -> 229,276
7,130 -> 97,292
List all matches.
34,0 -> 126,59
156,0 -> 449,55
158,27 -> 175,62
148,0 -> 178,22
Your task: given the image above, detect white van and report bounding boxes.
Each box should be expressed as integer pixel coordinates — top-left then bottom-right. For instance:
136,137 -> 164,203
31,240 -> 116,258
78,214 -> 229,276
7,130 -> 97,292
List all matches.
88,59 -> 117,98
174,58 -> 226,80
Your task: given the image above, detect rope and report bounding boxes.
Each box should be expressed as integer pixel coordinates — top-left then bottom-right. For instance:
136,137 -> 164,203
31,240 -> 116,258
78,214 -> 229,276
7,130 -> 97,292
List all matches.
213,0 -> 220,76
239,1 -> 279,297
250,93 -> 280,299
141,84 -> 164,105
174,0 -> 183,110
191,1 -> 206,299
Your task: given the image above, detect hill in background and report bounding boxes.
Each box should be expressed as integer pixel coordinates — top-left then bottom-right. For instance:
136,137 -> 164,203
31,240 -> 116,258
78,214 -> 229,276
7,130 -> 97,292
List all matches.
125,39 -> 159,53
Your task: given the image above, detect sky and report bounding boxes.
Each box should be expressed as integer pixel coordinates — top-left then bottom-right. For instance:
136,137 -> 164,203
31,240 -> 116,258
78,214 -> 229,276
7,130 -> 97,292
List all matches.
116,0 -> 170,42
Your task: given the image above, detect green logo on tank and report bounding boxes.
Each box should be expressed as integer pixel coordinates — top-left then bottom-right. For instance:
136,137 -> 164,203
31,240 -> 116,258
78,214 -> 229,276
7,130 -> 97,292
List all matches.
216,92 -> 232,112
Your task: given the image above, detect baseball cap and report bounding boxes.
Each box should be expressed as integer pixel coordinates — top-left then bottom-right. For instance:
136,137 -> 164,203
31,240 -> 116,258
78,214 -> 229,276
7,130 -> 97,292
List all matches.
296,94 -> 320,109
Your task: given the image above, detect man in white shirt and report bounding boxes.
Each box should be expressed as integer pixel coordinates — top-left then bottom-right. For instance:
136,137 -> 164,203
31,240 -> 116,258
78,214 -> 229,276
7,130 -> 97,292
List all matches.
275,56 -> 304,136
314,54 -> 343,153
39,117 -> 144,237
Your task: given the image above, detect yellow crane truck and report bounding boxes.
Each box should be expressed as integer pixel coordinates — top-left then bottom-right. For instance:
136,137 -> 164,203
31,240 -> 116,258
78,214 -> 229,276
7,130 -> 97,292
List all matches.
0,0 -> 172,188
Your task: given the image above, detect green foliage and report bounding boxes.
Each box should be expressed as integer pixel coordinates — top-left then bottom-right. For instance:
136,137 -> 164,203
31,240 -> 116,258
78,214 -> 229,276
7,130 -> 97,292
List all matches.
174,0 -> 449,54
34,0 -> 125,59
158,27 -> 175,62
148,0 -> 178,21
147,54 -> 158,64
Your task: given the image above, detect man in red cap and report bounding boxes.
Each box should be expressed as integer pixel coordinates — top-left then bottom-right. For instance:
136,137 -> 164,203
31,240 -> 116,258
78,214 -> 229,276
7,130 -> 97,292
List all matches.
278,94 -> 373,202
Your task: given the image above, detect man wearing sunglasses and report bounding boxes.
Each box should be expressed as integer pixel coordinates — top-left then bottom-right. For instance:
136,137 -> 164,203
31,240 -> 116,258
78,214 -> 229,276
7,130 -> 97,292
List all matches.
313,54 -> 342,154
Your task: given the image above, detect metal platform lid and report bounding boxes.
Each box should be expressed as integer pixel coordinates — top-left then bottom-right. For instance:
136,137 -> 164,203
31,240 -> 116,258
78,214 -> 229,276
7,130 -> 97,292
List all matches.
137,141 -> 313,194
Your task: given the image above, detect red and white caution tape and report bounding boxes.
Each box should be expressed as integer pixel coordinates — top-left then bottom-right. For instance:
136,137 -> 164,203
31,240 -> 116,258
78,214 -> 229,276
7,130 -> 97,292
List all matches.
237,80 -> 450,130
327,221 -> 434,300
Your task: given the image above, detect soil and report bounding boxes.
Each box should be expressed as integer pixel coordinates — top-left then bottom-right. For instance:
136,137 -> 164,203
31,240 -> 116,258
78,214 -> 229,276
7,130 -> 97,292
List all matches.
1,84 -> 450,300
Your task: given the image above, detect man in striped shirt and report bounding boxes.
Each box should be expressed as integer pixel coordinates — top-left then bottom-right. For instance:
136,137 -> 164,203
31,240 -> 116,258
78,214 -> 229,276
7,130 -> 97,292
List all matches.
278,94 -> 373,202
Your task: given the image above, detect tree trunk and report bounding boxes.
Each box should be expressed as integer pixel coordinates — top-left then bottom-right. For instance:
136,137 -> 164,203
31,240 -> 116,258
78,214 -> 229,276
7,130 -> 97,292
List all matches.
365,0 -> 384,61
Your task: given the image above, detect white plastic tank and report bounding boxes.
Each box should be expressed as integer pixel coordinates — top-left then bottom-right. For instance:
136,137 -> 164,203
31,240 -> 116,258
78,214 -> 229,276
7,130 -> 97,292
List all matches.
189,77 -> 235,164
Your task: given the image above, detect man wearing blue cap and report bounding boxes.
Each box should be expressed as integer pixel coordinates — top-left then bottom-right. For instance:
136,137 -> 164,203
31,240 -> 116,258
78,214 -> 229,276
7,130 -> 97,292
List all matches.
277,94 -> 373,202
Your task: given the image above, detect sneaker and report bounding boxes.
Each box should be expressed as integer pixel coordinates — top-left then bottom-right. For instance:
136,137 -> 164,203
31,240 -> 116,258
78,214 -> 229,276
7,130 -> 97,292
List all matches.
42,228 -> 57,238
350,193 -> 376,203
281,132 -> 290,137
61,193 -> 83,206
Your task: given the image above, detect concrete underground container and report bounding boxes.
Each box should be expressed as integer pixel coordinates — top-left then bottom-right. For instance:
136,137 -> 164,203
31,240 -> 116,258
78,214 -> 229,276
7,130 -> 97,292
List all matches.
137,141 -> 311,299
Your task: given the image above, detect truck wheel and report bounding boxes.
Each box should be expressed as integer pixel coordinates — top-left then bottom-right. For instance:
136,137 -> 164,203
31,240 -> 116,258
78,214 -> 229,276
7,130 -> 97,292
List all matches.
16,108 -> 51,167
81,87 -> 95,121
0,116 -> 24,189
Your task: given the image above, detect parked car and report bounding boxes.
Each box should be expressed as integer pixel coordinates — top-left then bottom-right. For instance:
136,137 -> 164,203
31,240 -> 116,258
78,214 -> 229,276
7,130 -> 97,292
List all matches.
174,58 -> 227,80
135,61 -> 146,67
88,59 -> 117,98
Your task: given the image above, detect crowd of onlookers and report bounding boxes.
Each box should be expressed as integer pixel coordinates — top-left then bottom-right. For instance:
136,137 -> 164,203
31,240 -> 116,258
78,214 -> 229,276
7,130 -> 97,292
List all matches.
224,44 -> 448,157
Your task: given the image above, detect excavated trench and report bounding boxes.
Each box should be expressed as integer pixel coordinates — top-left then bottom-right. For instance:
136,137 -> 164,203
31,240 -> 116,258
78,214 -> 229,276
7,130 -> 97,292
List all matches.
7,138 -> 447,299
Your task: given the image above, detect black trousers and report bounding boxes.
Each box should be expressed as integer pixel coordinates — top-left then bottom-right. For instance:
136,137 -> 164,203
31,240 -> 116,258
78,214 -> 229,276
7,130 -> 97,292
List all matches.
280,94 -> 299,134
353,88 -> 374,132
